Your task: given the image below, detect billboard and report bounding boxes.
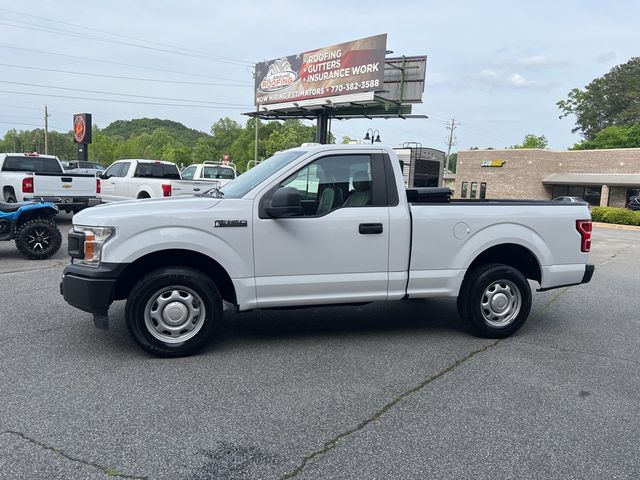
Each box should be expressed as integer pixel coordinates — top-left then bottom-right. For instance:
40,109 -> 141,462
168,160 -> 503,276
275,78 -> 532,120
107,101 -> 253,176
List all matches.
255,34 -> 387,107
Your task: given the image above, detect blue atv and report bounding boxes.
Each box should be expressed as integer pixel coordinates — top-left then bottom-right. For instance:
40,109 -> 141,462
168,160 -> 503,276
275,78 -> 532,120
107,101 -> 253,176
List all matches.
0,201 -> 62,260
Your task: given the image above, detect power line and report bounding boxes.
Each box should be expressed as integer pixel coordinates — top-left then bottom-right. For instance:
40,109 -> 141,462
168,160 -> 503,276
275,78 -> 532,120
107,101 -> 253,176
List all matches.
0,17 -> 253,67
0,7 -> 255,66
0,63 -> 250,87
0,120 -> 66,130
0,44 -> 248,83
0,89 -> 251,110
0,80 -> 250,107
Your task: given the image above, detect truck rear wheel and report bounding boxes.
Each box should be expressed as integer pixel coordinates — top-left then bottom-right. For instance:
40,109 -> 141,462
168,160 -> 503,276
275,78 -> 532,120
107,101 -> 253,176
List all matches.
457,263 -> 532,338
125,267 -> 223,357
15,218 -> 62,260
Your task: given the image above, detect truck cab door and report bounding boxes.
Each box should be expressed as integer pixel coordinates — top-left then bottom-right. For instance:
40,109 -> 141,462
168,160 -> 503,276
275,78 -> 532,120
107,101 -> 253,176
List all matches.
253,152 -> 391,308
99,163 -> 123,202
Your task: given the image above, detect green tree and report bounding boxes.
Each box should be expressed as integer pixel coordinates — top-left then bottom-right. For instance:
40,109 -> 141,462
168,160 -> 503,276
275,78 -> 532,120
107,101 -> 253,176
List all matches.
341,135 -> 354,144
509,134 -> 548,149
557,57 -> 640,140
447,152 -> 457,173
571,124 -> 640,150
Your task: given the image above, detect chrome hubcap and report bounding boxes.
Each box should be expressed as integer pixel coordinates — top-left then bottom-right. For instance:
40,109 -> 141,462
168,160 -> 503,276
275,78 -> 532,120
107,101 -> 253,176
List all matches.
481,280 -> 521,328
144,287 -> 206,344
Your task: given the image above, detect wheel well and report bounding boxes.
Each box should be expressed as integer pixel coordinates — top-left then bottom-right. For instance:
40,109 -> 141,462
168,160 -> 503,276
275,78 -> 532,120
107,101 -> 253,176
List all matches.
113,249 -> 237,305
137,191 -> 150,199
466,243 -> 541,283
15,209 -> 57,227
3,186 -> 15,201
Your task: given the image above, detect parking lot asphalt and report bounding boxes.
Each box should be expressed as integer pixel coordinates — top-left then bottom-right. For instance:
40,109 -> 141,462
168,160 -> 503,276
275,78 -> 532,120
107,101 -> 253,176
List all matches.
0,215 -> 638,480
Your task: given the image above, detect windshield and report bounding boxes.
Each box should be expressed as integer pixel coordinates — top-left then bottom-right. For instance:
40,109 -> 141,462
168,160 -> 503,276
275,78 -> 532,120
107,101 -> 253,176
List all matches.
218,150 -> 307,198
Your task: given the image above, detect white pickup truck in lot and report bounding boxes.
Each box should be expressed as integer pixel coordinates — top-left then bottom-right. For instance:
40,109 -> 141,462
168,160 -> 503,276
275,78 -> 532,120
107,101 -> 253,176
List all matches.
98,159 -> 214,202
180,161 -> 237,188
1,152 -> 99,213
61,144 -> 594,357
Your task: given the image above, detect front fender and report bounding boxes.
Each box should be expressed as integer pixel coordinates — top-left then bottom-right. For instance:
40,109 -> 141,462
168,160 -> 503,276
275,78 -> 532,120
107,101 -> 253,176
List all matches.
101,225 -> 253,279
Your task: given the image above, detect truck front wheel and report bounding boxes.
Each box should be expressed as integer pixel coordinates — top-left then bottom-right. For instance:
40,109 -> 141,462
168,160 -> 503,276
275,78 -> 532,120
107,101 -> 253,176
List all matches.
125,267 -> 223,357
457,263 -> 532,338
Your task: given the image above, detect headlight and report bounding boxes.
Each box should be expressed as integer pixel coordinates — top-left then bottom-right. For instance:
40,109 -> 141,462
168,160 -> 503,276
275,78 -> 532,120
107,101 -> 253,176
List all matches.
73,225 -> 115,266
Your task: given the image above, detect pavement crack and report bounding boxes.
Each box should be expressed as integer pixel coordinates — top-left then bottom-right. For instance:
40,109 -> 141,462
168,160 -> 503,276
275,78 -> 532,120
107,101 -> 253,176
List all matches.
4,430 -> 147,479
279,339 -> 501,479
512,339 -> 640,368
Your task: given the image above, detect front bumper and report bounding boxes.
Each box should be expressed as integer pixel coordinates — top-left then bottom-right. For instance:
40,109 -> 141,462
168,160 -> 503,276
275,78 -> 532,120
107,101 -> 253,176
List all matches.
60,262 -> 127,329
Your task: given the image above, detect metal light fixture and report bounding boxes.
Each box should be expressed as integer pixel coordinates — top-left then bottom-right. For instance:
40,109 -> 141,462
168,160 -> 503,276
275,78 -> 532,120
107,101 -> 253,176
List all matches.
364,128 -> 381,144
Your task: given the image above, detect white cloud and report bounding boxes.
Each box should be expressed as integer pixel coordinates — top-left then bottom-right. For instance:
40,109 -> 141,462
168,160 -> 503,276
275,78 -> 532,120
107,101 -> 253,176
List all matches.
517,55 -> 547,66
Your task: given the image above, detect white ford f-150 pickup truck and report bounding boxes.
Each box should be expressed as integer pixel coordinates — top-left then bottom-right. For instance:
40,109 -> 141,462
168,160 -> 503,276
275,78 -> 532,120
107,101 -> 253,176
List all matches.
180,161 -> 237,188
61,144 -> 594,357
1,152 -> 99,213
98,159 -> 212,202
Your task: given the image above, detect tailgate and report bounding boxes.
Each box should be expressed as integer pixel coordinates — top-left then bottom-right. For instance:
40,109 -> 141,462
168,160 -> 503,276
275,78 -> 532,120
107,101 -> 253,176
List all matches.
33,173 -> 96,197
171,180 -> 215,196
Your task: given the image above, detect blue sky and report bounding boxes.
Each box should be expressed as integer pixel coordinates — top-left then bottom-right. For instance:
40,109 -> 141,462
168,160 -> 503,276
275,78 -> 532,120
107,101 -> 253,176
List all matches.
0,0 -> 638,151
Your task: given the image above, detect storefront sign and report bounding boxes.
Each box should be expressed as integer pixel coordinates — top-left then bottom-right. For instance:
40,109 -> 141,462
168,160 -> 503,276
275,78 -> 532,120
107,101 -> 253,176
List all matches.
481,160 -> 505,167
254,34 -> 387,106
73,113 -> 92,144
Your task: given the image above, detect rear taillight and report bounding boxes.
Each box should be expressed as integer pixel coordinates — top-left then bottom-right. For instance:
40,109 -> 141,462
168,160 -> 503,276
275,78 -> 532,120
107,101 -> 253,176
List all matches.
576,219 -> 592,253
22,177 -> 34,193
96,178 -> 101,194
162,184 -> 172,197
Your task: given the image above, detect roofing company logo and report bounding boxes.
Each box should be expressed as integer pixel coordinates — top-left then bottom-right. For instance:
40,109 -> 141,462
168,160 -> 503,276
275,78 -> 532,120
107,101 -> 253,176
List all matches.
74,115 -> 86,143
259,58 -> 297,92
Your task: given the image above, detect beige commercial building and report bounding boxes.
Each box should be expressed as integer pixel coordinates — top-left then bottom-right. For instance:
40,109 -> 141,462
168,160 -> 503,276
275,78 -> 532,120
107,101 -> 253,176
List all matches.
454,148 -> 640,208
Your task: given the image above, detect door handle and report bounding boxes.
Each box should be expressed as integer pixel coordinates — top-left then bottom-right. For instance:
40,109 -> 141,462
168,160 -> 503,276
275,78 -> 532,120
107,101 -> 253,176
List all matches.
359,223 -> 383,234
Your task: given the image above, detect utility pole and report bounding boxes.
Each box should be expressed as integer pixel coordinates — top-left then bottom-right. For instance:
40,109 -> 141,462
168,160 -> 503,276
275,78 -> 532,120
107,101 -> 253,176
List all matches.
445,117 -> 460,173
44,105 -> 50,154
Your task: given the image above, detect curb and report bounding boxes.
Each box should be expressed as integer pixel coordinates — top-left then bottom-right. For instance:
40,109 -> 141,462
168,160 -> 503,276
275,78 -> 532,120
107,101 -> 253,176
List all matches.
593,222 -> 640,232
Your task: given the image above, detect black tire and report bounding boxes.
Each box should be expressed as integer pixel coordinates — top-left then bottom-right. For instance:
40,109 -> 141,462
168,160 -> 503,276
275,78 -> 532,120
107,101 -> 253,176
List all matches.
137,192 -> 150,199
457,263 -> 532,338
14,218 -> 62,260
125,267 -> 223,357
5,194 -> 17,203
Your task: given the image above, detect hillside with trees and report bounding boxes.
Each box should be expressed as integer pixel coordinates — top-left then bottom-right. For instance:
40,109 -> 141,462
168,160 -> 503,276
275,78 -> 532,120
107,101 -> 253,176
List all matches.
0,117 -> 328,172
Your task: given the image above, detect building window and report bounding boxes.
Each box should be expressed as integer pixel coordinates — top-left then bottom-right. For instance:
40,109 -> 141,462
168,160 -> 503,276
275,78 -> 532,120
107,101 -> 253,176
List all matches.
461,182 -> 468,198
583,187 -> 602,206
480,182 -> 487,199
551,185 -> 602,206
470,182 -> 478,199
627,187 -> 640,206
552,185 -> 569,198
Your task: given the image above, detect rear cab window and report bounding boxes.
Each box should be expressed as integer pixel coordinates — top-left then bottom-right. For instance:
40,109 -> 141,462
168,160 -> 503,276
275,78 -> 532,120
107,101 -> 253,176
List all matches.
2,156 -> 63,174
134,162 -> 180,179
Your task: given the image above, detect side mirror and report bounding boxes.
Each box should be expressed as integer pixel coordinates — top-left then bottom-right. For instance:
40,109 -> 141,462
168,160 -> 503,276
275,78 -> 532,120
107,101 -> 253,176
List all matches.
265,187 -> 301,218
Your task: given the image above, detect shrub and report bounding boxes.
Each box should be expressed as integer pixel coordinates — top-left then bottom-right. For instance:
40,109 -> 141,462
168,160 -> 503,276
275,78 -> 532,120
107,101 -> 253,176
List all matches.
592,206 -> 640,226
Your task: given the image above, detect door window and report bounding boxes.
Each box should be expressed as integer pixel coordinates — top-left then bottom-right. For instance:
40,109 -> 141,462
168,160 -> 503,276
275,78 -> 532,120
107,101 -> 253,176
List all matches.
103,163 -> 124,178
115,162 -> 130,177
181,166 -> 196,180
280,155 -> 373,216
461,182 -> 468,198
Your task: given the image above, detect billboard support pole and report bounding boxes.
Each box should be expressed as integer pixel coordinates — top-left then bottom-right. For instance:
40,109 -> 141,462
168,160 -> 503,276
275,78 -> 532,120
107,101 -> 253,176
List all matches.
315,110 -> 330,144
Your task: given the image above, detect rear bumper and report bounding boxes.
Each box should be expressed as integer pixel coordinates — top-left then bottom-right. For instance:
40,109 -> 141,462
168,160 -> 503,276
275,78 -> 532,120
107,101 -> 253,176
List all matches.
24,196 -> 94,209
60,262 -> 127,328
537,264 -> 594,292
